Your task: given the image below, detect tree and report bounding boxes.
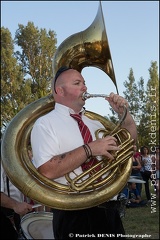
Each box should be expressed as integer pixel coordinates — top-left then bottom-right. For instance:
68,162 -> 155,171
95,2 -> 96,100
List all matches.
144,61 -> 159,148
123,68 -> 140,123
1,23 -> 57,133
108,68 -> 142,128
119,61 -> 159,148
133,77 -> 147,146
1,27 -> 27,131
14,21 -> 57,99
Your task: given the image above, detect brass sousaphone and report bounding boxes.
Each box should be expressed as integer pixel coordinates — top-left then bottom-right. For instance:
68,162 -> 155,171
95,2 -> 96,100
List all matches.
1,2 -> 134,210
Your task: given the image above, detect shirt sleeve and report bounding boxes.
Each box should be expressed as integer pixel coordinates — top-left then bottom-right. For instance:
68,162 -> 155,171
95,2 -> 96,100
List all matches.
31,120 -> 60,168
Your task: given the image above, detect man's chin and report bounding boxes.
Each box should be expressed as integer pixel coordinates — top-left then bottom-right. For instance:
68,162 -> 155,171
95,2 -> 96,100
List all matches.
79,100 -> 85,108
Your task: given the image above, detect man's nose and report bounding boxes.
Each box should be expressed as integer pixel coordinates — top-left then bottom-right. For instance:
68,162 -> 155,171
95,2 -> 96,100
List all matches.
82,84 -> 87,91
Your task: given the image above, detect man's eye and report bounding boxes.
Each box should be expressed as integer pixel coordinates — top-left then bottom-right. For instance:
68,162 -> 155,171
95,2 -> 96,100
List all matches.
74,81 -> 80,85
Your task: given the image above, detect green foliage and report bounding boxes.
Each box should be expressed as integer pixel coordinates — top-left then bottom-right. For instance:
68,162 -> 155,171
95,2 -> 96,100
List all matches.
1,27 -> 27,130
144,62 -> 159,147
14,21 -> 57,98
122,62 -> 159,148
123,68 -> 140,119
108,61 -> 159,148
1,23 -> 57,133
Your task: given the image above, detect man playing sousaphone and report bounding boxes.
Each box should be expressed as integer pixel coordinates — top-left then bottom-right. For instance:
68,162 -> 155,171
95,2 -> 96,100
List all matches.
31,67 -> 137,239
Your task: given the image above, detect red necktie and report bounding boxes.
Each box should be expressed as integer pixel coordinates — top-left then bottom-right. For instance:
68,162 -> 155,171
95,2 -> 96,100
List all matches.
70,113 -> 100,172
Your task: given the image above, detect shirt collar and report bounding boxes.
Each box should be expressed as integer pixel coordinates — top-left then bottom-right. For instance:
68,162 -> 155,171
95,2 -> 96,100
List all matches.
55,103 -> 85,116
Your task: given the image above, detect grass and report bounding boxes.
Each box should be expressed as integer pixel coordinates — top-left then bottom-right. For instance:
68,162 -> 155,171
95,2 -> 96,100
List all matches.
122,184 -> 159,239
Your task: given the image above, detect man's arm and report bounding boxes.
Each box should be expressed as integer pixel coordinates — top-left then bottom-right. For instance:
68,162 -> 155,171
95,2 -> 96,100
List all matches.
1,192 -> 33,216
120,111 -> 137,142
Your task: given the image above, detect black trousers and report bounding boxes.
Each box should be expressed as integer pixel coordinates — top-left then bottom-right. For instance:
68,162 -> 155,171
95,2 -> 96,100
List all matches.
52,204 -> 125,239
141,171 -> 151,200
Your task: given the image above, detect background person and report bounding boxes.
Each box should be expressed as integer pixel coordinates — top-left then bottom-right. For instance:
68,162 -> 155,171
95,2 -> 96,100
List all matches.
131,155 -> 142,196
151,145 -> 160,198
1,162 -> 33,239
123,182 -> 148,208
140,146 -> 153,202
31,67 -> 137,239
133,144 -> 141,160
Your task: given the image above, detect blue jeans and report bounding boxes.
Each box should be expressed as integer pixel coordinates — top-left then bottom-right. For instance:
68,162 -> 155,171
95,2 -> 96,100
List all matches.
126,200 -> 148,208
131,172 -> 142,196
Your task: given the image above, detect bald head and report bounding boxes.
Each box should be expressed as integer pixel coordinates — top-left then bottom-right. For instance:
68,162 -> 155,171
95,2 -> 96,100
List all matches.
52,66 -> 72,94
52,67 -> 82,95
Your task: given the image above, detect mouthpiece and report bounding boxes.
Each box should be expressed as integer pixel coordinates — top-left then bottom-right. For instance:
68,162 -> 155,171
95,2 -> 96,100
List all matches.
82,92 -> 109,100
82,92 -> 128,127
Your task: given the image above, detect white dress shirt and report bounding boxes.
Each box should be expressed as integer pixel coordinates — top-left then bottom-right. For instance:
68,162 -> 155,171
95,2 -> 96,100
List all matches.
31,103 -> 104,185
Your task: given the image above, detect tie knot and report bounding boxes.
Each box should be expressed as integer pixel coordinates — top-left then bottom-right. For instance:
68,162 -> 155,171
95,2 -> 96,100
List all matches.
70,113 -> 82,123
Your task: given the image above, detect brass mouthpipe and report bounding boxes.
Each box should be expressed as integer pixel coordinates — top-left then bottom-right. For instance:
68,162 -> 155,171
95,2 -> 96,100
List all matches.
82,92 -> 109,100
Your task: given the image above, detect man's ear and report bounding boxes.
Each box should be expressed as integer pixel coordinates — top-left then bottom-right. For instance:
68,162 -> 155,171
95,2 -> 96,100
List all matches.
56,86 -> 64,96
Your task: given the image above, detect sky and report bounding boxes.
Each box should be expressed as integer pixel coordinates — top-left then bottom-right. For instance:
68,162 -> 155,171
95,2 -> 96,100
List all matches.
1,1 -> 159,116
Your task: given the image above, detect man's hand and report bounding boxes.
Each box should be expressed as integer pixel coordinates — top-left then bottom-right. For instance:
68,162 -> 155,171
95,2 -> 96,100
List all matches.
89,136 -> 120,160
105,92 -> 129,115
